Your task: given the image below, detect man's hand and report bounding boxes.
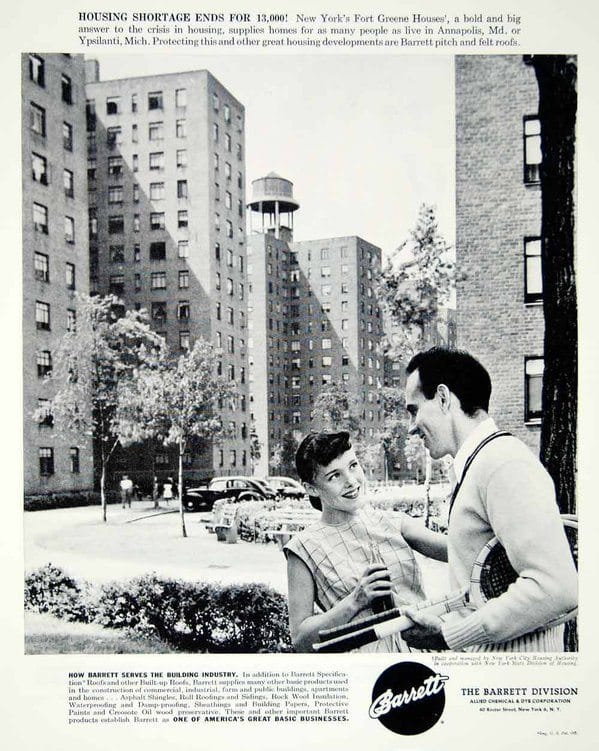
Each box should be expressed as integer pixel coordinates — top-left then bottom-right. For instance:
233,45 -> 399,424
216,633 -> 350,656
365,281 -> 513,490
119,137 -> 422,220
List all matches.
402,607 -> 450,651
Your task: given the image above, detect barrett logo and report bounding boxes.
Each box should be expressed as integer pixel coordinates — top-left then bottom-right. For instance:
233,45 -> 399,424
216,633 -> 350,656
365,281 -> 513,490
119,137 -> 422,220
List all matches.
370,661 -> 448,735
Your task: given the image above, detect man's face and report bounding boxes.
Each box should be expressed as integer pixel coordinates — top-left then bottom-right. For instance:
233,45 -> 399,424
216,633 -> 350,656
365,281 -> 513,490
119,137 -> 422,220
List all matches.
306,448 -> 366,515
405,370 -> 453,459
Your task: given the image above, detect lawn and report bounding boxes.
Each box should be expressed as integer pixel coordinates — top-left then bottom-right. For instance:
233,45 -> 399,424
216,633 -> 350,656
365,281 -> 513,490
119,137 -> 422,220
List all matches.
24,611 -> 177,654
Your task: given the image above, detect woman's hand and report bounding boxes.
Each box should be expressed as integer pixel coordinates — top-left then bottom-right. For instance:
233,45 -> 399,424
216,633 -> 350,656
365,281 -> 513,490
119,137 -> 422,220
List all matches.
351,564 -> 393,611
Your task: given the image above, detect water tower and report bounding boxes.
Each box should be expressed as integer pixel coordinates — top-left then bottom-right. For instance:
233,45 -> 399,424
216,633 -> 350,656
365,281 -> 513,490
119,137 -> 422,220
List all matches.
247,172 -> 300,241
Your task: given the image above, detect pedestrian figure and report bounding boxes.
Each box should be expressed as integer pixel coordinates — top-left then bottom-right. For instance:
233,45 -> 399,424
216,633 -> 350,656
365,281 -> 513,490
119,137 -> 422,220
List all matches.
152,476 -> 161,509
163,477 -> 174,504
120,475 -> 133,508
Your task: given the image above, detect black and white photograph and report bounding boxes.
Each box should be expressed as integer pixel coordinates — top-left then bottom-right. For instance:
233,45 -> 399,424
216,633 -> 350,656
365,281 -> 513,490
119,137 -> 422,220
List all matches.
4,1 -> 599,749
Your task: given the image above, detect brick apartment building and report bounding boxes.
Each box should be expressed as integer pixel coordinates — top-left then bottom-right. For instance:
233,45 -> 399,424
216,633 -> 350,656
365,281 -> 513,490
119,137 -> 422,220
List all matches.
22,53 -> 94,494
455,55 -> 545,452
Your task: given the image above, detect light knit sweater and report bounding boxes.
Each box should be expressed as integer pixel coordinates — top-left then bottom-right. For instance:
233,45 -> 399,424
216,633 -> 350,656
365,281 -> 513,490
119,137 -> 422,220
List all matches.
440,419 -> 578,652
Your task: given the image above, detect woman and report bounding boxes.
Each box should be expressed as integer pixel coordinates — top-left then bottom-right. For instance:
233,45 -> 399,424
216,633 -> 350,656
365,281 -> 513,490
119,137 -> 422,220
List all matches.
284,432 -> 447,653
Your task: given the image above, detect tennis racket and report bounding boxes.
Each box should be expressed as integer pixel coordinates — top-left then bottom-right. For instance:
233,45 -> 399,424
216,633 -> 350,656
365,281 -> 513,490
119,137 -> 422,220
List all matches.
314,516 -> 577,653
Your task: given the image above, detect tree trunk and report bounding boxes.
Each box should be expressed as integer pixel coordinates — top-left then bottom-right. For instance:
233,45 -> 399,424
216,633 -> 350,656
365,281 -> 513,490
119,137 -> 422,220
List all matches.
531,55 -> 577,516
100,461 -> 107,523
178,442 -> 187,538
530,55 -> 577,652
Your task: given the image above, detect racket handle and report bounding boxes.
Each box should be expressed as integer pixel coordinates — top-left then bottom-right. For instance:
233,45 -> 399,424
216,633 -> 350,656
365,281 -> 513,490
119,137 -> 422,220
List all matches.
318,608 -> 401,642
314,614 -> 414,653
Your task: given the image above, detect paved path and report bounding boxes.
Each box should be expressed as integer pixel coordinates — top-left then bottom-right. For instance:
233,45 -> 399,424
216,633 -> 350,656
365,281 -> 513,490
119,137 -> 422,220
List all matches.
24,504 -> 449,599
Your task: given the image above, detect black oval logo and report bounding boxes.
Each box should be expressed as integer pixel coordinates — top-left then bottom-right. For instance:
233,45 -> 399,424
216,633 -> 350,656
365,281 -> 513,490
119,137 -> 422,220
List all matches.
370,661 -> 447,735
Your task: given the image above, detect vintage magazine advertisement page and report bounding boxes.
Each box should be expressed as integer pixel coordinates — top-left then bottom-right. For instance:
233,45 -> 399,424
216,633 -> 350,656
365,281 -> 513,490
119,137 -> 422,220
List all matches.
2,0 -> 598,748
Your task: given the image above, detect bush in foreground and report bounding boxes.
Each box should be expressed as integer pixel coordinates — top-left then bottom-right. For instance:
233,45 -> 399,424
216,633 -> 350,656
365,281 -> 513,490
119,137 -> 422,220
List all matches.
24,565 -> 292,653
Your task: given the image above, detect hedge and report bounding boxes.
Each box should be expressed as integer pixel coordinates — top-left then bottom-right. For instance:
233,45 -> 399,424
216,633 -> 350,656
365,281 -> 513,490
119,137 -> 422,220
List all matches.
24,564 -> 292,653
24,491 -> 120,512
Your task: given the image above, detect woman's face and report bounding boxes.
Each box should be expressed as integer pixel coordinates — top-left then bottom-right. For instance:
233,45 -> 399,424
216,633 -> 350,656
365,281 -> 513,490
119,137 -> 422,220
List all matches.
307,448 -> 366,516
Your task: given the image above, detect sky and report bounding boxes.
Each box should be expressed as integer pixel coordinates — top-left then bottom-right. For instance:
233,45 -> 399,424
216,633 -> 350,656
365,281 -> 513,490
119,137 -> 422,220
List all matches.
89,53 -> 455,260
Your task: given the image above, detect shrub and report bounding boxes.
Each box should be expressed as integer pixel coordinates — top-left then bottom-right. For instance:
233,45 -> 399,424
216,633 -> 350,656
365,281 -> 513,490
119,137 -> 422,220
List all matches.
35,569 -> 295,653
24,491 -> 120,512
25,563 -> 92,622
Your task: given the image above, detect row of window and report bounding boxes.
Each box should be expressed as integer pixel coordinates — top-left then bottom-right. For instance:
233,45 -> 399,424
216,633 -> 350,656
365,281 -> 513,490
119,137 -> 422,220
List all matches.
31,153 -> 75,197
216,448 -> 248,469
32,202 -> 76,243
37,446 -> 80,476
34,254 -> 76,288
30,102 -> 74,149
35,301 -> 76,332
29,55 -> 73,104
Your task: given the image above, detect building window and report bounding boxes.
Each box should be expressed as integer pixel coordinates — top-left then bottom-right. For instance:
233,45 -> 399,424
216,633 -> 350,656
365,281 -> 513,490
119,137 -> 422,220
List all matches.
63,216 -> 75,244
110,245 -> 125,263
106,96 -> 119,115
131,93 -> 138,112
134,244 -> 141,262
148,121 -> 163,140
108,156 -> 123,176
30,102 -> 46,136
179,331 -> 190,350
212,123 -> 219,143
66,263 -> 75,290
524,116 -> 542,184
150,242 -> 166,261
322,338 -> 332,350
226,219 -> 233,238
132,154 -> 139,172
176,119 -> 186,138
177,180 -> 188,198
109,274 -> 124,293
177,149 -> 187,168
525,357 -> 544,422
33,202 -> 48,234
37,350 -> 52,377
106,126 -> 123,149
321,284 -> 332,296
524,236 -> 543,302
151,302 -> 167,321
178,240 -> 189,258
224,103 -> 231,123
86,99 -> 96,131
39,447 -> 54,475
133,214 -> 140,232
67,309 -> 77,332
148,91 -> 163,110
236,143 -> 242,160
212,92 -> 219,111
108,214 -> 125,235
225,133 -> 231,152
31,152 -> 48,185
322,356 -> 332,367
29,55 -> 45,86
179,270 -> 189,289
149,182 -> 165,200
225,191 -> 232,209
176,88 -> 186,107
227,335 -> 235,354
61,74 -> 73,104
149,151 -> 164,170
108,185 -> 123,204
34,252 -> 49,282
151,271 -> 166,290
35,301 -> 50,330
63,168 -> 74,198
133,183 -> 140,202
177,301 -> 190,320
70,447 -> 80,473
226,278 -> 234,296
134,273 -> 141,291
150,212 -> 165,230
177,210 -> 188,228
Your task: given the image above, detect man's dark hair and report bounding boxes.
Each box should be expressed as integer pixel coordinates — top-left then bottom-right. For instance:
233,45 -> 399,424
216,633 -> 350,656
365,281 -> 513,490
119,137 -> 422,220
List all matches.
295,431 -> 352,484
406,347 -> 492,416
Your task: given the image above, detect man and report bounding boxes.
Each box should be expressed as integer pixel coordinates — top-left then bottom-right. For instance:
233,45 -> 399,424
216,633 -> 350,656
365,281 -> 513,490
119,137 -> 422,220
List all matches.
120,474 -> 133,508
401,347 -> 577,651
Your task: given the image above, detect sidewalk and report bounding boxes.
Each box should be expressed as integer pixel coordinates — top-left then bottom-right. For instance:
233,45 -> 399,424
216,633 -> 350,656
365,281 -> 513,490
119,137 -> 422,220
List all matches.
24,503 -> 448,599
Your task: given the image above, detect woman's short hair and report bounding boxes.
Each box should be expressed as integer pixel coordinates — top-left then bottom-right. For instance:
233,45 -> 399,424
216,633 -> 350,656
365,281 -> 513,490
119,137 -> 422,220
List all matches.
295,431 -> 352,484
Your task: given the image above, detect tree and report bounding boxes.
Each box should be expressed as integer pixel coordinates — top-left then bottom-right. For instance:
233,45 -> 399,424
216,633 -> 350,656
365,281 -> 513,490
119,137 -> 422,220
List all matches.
269,431 -> 299,477
40,295 -> 164,522
404,435 -> 428,483
115,338 -> 238,538
249,419 -> 262,474
376,387 -> 410,481
528,56 -> 577,517
311,381 -> 361,434
377,204 -> 455,361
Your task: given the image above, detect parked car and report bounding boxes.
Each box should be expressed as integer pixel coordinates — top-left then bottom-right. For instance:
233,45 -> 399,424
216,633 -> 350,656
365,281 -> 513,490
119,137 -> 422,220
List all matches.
183,476 -> 277,512
266,476 -> 308,500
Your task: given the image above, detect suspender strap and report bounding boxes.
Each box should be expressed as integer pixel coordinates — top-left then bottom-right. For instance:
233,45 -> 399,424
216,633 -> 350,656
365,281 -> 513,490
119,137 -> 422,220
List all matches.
448,430 -> 512,520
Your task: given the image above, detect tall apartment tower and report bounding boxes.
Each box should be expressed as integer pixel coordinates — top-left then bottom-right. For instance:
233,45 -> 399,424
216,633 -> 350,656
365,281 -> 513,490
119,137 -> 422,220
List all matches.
247,174 -> 384,477
85,65 -> 251,483
455,55 -> 544,452
22,53 -> 93,495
